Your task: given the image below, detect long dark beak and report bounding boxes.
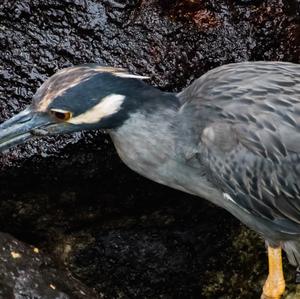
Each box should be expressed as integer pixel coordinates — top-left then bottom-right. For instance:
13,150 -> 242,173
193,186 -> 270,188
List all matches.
0,107 -> 51,153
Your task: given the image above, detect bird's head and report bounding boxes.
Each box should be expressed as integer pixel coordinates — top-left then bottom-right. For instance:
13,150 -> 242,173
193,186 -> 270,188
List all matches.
0,64 -> 151,152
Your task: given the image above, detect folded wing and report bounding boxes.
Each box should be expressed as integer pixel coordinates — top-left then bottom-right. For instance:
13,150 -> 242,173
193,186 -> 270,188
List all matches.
176,62 -> 300,226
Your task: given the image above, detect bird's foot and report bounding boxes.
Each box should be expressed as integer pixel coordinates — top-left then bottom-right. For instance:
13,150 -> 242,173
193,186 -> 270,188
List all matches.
261,275 -> 285,299
261,246 -> 285,299
261,296 -> 283,299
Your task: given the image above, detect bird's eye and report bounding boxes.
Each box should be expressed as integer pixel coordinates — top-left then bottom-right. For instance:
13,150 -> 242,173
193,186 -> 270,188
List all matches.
50,109 -> 73,121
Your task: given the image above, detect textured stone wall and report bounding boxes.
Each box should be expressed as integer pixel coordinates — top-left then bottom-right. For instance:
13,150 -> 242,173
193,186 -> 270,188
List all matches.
0,1 -> 299,298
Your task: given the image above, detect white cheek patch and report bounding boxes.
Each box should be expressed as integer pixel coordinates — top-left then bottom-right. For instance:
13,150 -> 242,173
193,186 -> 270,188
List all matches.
68,94 -> 125,125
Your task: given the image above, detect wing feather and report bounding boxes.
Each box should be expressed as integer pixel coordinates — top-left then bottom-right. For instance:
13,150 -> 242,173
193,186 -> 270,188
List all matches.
176,62 -> 300,226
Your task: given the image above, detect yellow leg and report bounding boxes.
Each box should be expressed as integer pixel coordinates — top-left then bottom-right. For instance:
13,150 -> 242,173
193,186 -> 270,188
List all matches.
261,246 -> 286,299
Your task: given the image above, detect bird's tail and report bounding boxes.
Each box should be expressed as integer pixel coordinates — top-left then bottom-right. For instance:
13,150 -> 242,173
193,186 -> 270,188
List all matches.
282,240 -> 300,266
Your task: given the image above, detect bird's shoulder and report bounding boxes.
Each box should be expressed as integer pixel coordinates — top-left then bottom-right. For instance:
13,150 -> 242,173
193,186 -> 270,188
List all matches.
176,61 -> 300,159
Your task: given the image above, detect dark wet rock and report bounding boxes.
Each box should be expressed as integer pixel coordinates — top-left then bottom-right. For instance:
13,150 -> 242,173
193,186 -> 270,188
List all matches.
0,232 -> 99,299
0,1 -> 299,128
65,211 -> 236,298
0,0 -> 299,298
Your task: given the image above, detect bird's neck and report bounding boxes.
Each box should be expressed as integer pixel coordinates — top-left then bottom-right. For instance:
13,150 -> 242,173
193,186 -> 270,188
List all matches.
109,92 -> 179,184
109,91 -> 224,204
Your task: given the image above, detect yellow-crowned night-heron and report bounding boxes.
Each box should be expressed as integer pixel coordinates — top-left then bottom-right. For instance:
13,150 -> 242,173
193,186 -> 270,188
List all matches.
0,62 -> 300,299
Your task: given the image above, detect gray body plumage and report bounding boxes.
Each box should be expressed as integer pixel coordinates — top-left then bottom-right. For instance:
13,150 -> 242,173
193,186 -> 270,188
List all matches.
1,61 -> 300,267
110,62 -> 300,265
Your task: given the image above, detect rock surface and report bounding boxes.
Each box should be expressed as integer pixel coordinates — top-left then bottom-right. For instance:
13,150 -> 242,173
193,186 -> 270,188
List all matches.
0,232 -> 99,299
0,0 -> 299,298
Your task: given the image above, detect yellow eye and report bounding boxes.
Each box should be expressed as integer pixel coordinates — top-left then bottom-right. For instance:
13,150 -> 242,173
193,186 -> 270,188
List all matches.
50,109 -> 73,121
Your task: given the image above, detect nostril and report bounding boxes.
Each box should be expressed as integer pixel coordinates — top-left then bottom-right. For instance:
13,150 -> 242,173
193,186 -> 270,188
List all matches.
18,115 -> 33,124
